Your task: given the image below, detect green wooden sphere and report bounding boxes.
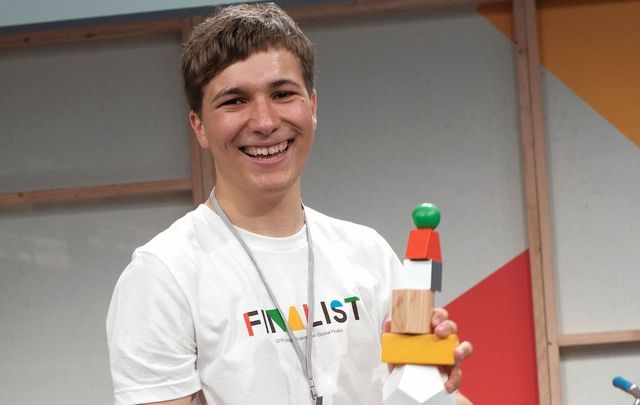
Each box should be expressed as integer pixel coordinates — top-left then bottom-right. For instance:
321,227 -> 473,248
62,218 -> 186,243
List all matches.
412,203 -> 441,229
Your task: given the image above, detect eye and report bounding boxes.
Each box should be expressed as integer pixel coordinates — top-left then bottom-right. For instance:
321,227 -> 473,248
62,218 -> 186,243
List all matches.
273,90 -> 294,100
220,98 -> 244,106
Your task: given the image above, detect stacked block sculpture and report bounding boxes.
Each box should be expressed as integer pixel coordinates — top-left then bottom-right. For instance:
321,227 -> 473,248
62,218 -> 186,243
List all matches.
381,203 -> 458,405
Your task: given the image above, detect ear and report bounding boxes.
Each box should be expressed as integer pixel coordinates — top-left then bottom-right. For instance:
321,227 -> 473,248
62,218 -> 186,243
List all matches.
310,89 -> 318,129
189,110 -> 209,149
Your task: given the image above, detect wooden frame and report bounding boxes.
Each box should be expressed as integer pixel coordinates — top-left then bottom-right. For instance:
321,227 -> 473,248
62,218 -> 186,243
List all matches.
0,0 -> 507,50
181,16 -> 216,206
559,330 -> 640,348
512,0 -> 560,403
2,2 -> 638,404
0,179 -> 191,206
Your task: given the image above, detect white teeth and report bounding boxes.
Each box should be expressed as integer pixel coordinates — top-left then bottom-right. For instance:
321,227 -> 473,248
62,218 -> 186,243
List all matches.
244,140 -> 288,157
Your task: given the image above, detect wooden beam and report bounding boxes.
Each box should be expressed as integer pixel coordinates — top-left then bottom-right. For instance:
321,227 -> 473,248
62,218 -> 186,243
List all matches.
0,179 -> 192,207
287,0 -> 508,24
523,0 -> 562,400
0,19 -> 181,49
559,330 -> 640,348
181,17 -> 216,207
512,0 -> 561,403
0,0 -> 511,49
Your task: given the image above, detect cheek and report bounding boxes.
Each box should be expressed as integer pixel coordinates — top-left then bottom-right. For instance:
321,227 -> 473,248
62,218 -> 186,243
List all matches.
204,116 -> 242,146
287,103 -> 316,128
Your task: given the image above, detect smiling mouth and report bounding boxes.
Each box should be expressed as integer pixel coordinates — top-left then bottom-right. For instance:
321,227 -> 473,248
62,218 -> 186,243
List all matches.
241,140 -> 291,159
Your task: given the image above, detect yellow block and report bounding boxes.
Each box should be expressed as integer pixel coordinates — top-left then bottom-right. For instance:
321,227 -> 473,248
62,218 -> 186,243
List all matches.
381,333 -> 458,366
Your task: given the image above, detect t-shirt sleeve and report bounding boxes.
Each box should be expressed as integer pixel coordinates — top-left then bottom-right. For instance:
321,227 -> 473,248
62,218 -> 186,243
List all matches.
106,251 -> 201,405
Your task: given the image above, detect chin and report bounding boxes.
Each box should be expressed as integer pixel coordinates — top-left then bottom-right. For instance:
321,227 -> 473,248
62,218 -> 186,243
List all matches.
251,177 -> 299,196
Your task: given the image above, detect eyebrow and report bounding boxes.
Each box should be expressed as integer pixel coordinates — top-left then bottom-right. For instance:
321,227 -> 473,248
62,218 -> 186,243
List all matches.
211,78 -> 304,103
270,78 -> 303,90
212,87 -> 245,102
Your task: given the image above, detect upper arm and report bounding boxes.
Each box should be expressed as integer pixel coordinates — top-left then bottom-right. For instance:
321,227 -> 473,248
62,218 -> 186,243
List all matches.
107,252 -> 201,404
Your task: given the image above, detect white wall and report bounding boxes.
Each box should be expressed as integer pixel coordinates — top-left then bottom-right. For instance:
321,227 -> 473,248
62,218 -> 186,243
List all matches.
303,10 -> 526,306
0,35 -> 190,192
544,71 -> 640,334
543,69 -> 640,403
0,35 -> 193,404
0,198 -> 192,404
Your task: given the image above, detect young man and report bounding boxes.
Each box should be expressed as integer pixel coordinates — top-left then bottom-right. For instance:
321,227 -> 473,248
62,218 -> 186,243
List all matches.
107,3 -> 472,404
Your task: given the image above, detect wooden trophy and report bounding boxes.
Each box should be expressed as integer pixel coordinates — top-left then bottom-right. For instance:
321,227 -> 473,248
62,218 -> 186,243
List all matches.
381,203 -> 458,405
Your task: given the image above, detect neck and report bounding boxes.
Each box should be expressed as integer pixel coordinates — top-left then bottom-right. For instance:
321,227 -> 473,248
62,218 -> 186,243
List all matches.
207,183 -> 305,237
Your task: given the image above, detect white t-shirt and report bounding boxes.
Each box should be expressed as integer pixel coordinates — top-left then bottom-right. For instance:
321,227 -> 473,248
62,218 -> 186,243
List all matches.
107,204 -> 401,404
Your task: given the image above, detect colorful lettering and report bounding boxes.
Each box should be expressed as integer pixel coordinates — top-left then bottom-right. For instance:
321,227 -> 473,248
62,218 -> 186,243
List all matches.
243,296 -> 362,336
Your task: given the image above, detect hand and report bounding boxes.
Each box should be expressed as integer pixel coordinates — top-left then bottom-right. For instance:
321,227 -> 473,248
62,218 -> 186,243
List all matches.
431,308 -> 473,394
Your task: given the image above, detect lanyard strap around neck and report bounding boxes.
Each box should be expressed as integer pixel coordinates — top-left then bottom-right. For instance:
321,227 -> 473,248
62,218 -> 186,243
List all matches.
209,190 -> 320,403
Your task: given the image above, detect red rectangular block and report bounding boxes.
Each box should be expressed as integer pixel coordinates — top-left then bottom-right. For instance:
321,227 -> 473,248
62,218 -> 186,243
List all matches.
405,229 -> 442,261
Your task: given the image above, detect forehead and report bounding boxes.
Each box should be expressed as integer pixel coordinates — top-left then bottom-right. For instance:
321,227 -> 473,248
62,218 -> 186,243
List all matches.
208,48 -> 305,92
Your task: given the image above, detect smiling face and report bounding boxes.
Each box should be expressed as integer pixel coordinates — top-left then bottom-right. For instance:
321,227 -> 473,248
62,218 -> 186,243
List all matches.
189,48 -> 317,203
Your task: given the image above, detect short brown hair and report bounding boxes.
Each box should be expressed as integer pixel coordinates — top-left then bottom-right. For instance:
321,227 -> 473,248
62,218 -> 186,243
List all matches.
181,2 -> 315,114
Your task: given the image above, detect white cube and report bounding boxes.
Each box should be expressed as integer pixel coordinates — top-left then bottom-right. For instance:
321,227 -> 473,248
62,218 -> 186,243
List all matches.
397,260 -> 442,291
383,365 -> 454,405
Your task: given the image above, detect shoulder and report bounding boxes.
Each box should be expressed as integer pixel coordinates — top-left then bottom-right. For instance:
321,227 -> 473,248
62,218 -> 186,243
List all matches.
112,205 -> 222,304
305,207 -> 395,257
113,204 -> 227,292
135,204 -> 220,265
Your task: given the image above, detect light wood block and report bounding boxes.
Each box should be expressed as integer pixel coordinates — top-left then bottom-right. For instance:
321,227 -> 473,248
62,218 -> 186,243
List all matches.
392,289 -> 434,334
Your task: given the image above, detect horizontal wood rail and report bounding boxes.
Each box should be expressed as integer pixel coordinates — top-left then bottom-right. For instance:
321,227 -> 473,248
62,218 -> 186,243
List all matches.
558,330 -> 640,348
0,19 -> 182,49
0,178 -> 192,207
0,0 -> 509,49
287,0 -> 507,24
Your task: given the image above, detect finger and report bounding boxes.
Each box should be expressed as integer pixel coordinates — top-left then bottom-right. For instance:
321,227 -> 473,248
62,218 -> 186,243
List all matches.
454,340 -> 473,363
431,307 -> 449,328
444,366 -> 463,393
383,319 -> 391,333
434,319 -> 457,338
381,320 -> 396,372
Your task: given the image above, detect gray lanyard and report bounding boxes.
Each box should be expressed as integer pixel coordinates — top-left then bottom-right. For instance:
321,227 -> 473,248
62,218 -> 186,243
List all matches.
210,190 -> 322,404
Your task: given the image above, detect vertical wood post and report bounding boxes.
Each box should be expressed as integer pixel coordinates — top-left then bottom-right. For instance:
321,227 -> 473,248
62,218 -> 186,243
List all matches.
181,16 -> 216,207
512,0 -> 562,403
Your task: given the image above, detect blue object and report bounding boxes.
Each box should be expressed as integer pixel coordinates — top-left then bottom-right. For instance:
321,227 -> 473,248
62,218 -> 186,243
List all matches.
614,376 -> 640,402
614,376 -> 634,391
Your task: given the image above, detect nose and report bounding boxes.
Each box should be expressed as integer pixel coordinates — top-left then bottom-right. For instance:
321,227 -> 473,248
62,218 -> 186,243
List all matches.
248,96 -> 279,136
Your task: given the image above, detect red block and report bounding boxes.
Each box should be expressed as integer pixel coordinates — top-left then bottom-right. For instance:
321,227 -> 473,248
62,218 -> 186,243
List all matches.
405,229 -> 442,261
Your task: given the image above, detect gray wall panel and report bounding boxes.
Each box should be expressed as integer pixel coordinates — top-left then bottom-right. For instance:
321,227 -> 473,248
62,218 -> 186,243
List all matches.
0,35 -> 189,193
0,197 -> 193,405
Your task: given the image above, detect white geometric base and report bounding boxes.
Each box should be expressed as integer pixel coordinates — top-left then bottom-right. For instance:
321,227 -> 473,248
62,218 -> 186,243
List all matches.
383,365 -> 455,405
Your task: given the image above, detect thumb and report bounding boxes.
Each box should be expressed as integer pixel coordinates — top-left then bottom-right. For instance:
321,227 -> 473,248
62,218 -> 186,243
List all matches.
383,319 -> 392,333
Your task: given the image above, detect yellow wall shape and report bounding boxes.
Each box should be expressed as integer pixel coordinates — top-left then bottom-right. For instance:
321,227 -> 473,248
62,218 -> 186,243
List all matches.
479,0 -> 640,148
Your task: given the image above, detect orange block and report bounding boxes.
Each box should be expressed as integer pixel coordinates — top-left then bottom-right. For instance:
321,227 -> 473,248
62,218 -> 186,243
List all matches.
405,229 -> 442,261
381,332 -> 458,365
